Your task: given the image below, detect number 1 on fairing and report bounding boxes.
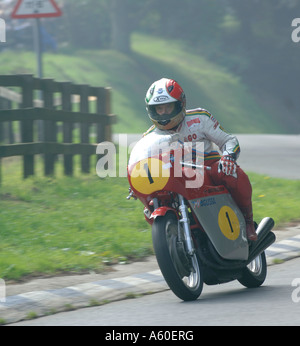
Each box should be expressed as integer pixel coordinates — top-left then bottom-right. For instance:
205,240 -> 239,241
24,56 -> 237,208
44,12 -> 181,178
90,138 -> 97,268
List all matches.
144,163 -> 154,184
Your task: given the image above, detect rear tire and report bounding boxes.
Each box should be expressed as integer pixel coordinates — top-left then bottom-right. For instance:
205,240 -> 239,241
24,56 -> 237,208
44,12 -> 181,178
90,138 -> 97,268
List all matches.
238,252 -> 267,288
152,213 -> 203,301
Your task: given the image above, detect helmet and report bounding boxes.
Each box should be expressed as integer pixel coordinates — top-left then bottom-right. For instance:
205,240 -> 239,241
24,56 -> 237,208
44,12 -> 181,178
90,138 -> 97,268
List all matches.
145,78 -> 186,130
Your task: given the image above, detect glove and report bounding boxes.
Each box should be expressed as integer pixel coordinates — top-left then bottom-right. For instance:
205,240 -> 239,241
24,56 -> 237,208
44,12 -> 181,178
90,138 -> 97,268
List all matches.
218,155 -> 237,177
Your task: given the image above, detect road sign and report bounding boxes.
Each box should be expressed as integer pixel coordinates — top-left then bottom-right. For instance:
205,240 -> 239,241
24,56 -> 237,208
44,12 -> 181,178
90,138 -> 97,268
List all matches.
11,0 -> 62,19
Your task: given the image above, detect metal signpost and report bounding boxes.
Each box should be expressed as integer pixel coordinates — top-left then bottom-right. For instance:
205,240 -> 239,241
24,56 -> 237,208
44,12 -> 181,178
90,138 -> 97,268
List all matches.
11,0 -> 62,79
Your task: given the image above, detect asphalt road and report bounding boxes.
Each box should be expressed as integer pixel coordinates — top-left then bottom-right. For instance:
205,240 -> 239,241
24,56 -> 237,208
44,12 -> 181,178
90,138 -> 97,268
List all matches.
12,257 -> 300,326
236,134 -> 300,179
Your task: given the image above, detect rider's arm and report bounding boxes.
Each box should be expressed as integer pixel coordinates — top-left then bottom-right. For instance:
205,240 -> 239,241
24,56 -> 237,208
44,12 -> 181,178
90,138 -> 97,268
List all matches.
202,113 -> 240,160
200,112 -> 240,176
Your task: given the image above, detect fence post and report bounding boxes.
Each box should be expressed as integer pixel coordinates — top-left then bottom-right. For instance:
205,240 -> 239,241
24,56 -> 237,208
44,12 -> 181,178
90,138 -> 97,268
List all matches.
96,87 -> 111,143
104,88 -> 112,142
0,98 -> 14,144
0,97 -> 4,143
42,79 -> 56,176
61,82 -> 73,176
79,85 -> 90,173
7,99 -> 14,144
21,74 -> 34,178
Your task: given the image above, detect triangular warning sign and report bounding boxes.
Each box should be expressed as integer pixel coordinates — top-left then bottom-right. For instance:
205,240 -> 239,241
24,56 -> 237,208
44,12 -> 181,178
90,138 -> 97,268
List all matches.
11,0 -> 62,19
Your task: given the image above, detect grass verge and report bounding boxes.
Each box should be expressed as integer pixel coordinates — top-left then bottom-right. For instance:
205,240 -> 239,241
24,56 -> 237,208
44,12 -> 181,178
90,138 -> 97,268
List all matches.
0,157 -> 152,281
249,172 -> 300,227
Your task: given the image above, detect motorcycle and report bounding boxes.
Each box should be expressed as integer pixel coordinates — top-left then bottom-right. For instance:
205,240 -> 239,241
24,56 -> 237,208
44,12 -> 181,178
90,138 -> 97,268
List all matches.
127,131 -> 276,301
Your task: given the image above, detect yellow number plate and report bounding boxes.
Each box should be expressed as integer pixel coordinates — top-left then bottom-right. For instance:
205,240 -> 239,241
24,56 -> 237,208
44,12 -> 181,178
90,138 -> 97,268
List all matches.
218,206 -> 240,240
130,158 -> 170,195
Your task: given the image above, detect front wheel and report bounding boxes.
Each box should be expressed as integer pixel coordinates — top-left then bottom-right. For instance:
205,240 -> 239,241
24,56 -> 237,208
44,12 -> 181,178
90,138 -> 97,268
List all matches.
152,213 -> 203,301
238,252 -> 267,288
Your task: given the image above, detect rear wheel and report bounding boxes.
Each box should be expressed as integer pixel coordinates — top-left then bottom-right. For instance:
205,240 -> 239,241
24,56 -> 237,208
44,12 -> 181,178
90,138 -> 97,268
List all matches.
238,252 -> 267,288
152,213 -> 203,301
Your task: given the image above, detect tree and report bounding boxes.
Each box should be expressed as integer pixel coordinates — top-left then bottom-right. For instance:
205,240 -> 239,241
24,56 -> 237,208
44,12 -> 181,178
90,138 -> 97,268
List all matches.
110,0 -> 151,54
223,0 -> 300,131
62,0 -> 111,50
109,0 -> 132,53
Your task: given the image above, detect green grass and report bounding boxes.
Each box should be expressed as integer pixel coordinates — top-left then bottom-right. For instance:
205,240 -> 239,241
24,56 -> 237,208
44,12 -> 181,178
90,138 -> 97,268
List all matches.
0,157 -> 299,281
0,157 -> 152,281
249,173 -> 300,226
0,33 -> 287,134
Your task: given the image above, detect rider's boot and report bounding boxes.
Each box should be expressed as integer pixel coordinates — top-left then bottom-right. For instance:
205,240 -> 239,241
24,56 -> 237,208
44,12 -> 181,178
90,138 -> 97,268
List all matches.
240,206 -> 258,241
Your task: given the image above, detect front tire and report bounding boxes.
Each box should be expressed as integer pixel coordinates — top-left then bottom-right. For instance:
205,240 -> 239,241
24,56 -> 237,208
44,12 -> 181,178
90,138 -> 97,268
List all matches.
238,252 -> 267,288
152,213 -> 203,301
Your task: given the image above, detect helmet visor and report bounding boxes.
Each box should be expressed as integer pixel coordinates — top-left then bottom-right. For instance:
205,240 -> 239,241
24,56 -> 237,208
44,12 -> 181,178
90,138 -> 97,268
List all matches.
148,101 -> 183,121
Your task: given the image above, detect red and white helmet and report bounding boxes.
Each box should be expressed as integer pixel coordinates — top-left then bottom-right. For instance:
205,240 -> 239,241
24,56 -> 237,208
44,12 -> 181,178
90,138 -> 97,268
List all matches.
145,78 -> 186,130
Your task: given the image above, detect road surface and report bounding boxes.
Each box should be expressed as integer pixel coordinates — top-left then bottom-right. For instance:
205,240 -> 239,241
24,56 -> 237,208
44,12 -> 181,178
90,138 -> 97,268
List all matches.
12,257 -> 300,326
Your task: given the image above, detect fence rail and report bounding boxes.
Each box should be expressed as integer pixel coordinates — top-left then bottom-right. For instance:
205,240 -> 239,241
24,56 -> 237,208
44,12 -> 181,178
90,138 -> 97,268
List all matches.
0,74 -> 117,179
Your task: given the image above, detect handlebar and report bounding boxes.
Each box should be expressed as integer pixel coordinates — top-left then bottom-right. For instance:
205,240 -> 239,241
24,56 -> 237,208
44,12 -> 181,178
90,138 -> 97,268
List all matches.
180,161 -> 211,170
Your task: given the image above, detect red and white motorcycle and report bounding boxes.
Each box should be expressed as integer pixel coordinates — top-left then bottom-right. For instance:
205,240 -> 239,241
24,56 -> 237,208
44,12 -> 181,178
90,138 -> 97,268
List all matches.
127,132 -> 275,301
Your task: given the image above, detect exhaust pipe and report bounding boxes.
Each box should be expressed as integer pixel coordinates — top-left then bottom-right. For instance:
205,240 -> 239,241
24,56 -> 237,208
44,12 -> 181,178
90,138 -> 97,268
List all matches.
256,217 -> 275,242
247,232 -> 276,264
247,217 -> 276,264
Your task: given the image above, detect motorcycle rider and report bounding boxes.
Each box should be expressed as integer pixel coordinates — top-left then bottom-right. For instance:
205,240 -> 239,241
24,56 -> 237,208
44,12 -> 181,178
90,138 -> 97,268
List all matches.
144,77 -> 257,241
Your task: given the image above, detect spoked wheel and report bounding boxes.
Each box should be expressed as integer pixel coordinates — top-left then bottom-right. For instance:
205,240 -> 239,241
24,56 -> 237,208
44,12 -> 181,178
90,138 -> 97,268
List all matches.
238,252 -> 267,288
152,213 -> 203,301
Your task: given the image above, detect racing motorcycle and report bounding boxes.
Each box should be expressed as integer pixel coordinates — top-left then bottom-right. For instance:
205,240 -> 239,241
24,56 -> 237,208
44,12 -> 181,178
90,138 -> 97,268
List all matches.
127,132 -> 276,301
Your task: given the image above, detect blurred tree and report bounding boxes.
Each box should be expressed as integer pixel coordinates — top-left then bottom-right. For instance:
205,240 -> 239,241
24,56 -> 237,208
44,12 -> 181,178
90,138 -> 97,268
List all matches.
61,0 -> 155,53
109,0 -> 134,53
41,0 -> 226,54
223,0 -> 300,130
62,0 -> 111,50
109,0 -> 159,53
141,0 -> 224,44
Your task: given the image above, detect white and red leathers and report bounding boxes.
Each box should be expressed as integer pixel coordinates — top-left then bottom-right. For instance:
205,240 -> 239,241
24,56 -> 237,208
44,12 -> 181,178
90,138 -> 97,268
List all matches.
144,108 -> 257,241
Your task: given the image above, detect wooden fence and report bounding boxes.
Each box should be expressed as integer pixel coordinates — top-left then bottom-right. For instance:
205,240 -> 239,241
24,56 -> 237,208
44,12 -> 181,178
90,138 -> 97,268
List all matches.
0,74 -> 117,179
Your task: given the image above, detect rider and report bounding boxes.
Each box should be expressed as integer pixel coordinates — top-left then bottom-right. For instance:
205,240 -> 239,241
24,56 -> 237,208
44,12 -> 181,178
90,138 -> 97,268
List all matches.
144,77 -> 257,241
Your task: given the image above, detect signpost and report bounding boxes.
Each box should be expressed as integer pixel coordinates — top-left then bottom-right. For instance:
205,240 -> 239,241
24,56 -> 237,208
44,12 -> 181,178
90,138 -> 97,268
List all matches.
11,0 -> 62,78
11,0 -> 62,140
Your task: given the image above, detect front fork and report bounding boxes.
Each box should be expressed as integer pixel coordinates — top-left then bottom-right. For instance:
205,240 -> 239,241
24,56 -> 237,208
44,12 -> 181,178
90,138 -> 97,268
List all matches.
178,194 -> 195,256
150,194 -> 195,257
